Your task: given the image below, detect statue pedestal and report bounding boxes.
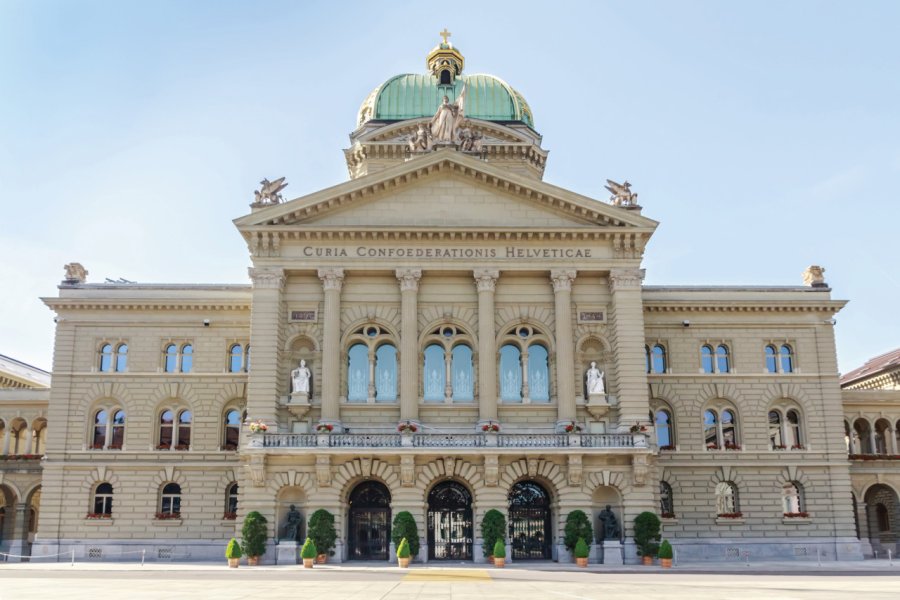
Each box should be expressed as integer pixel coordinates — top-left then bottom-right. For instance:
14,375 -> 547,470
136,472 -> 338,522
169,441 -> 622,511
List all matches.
280,394 -> 310,419
586,394 -> 611,418
276,541 -> 298,565
602,540 -> 623,565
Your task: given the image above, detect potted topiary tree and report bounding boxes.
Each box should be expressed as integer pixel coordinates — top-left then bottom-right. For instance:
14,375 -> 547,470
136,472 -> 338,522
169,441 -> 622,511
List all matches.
241,511 -> 268,566
396,537 -> 411,568
300,537 -> 318,568
633,511 -> 661,565
225,537 -> 242,568
574,537 -> 590,567
492,539 -> 506,568
481,509 -> 506,561
307,509 -> 337,564
658,539 -> 673,568
564,510 -> 593,563
391,511 -> 420,562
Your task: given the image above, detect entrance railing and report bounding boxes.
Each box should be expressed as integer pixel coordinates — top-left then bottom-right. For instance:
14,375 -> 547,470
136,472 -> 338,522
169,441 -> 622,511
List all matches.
257,432 -> 637,449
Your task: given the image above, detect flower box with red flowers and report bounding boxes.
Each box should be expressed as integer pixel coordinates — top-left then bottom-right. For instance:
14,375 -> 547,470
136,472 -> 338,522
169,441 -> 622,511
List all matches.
659,445 -> 676,451
90,443 -> 105,450
397,422 -> 418,433
156,444 -> 171,450
222,512 -> 237,520
790,444 -> 805,450
155,512 -> 181,520
563,423 -> 583,434
174,444 -> 190,451
316,423 -> 334,433
706,443 -> 720,450
629,423 -> 648,433
107,444 -> 122,450
772,444 -> 787,450
248,420 -> 268,434
85,512 -> 112,519
717,512 -> 743,519
661,512 -> 676,519
783,512 -> 810,518
481,422 -> 500,433
724,442 -> 741,451
849,454 -> 900,460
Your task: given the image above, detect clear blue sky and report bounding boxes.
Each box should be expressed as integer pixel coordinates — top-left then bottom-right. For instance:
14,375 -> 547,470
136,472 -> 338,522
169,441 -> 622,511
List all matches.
1,0 -> 898,373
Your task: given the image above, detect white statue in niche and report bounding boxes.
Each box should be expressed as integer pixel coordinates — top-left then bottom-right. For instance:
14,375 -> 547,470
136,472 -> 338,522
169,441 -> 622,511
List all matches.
291,360 -> 311,396
586,362 -> 605,396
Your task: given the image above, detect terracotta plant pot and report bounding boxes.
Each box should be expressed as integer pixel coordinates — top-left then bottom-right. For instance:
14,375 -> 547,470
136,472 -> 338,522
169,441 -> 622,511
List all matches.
316,553 -> 327,564
494,557 -> 505,568
247,556 -> 259,566
303,557 -> 314,568
398,557 -> 410,568
576,557 -> 588,567
660,558 -> 672,568
227,558 -> 239,568
642,555 -> 653,566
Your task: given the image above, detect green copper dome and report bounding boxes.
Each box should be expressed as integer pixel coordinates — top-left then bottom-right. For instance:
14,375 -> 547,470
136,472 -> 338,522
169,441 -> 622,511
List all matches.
358,73 -> 534,129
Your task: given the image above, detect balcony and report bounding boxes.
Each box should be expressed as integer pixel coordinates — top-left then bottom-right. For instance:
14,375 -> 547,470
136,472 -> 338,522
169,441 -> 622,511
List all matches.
253,432 -> 638,451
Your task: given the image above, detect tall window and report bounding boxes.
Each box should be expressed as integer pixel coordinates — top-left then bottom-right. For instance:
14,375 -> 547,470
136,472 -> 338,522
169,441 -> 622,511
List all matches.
874,419 -> 891,455
768,411 -> 783,448
779,345 -> 794,373
99,344 -> 113,372
646,344 -> 667,374
853,419 -> 872,454
702,344 -> 731,373
158,408 -> 191,450
159,483 -> 181,517
421,326 -> 474,403
767,404 -> 805,451
704,405 -> 740,450
110,410 -> 125,449
223,409 -> 241,450
164,343 -> 193,373
228,343 -> 250,373
782,481 -> 804,514
345,325 -> 397,403
716,345 -> 731,373
159,410 -> 174,449
115,344 -> 128,372
177,410 -> 192,449
225,482 -> 238,518
715,481 -> 739,515
347,343 -> 369,402
98,342 -> 127,372
654,407 -> 674,448
660,481 -> 675,517
765,345 -> 778,373
92,410 -> 108,449
499,325 -> 551,403
786,409 -> 802,448
451,344 -> 474,401
374,344 -> 397,402
93,483 -> 114,516
91,409 -> 125,450
765,344 -> 794,373
423,344 -> 445,401
701,345 -> 715,373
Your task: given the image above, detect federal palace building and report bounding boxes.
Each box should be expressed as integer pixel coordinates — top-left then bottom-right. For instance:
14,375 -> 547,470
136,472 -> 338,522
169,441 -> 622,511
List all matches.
1,35 -> 898,565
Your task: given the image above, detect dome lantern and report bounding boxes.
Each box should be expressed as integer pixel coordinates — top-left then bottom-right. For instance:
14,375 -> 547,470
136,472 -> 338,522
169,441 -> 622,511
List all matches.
426,29 -> 464,86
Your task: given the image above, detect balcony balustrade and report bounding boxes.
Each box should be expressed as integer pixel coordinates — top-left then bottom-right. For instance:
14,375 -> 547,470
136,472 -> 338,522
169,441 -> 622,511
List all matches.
256,432 -> 637,450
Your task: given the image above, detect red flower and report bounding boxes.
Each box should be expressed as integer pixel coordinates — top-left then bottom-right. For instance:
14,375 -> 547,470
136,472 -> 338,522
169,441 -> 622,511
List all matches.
155,512 -> 181,520
717,512 -> 743,519
783,512 -> 810,518
222,512 -> 237,520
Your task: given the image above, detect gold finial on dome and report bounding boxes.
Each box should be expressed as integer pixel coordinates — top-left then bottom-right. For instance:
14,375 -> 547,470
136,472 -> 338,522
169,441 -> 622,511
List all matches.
427,29 -> 464,86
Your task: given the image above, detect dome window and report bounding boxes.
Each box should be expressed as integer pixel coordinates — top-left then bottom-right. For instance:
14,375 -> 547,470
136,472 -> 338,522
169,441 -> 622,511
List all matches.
440,69 -> 452,85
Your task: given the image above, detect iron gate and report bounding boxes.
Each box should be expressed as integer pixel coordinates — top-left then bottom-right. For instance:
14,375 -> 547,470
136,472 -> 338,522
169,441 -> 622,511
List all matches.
508,481 -> 552,560
428,481 -> 473,560
348,481 -> 391,560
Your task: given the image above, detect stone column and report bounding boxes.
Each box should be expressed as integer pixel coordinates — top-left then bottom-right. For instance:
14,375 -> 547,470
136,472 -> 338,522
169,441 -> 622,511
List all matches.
474,269 -> 499,423
6,504 -> 30,561
396,269 -> 422,421
551,270 -> 577,423
1,427 -> 9,455
246,267 -> 285,426
318,269 -> 345,424
608,268 -> 650,428
24,425 -> 33,454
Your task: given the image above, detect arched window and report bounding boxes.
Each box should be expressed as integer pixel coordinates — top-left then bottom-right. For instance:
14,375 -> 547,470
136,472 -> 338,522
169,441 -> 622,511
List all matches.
779,345 -> 794,373
645,345 -> 652,374
659,481 -> 675,517
765,345 -> 778,373
782,481 -> 804,515
110,410 -> 125,449
716,481 -> 739,515
500,344 -> 522,401
93,483 -> 114,516
654,408 -> 674,448
786,409 -> 802,448
115,344 -> 128,372
164,344 -> 178,373
225,482 -> 238,518
32,420 -> 47,455
716,345 -> 731,373
223,409 -> 241,450
164,343 -> 192,373
374,344 -> 397,402
650,344 -> 667,374
99,344 -> 113,372
159,483 -> 181,517
92,410 -> 108,449
874,419 -> 891,455
527,345 -> 549,402
701,345 -> 715,373
423,344 -> 445,402
721,409 -> 737,448
703,410 -> 718,448
451,344 -> 474,402
176,410 -> 192,449
228,344 -> 244,373
853,419 -> 872,454
704,405 -> 740,450
347,343 -> 369,402
158,410 -> 174,450
769,411 -> 783,449
181,344 -> 193,373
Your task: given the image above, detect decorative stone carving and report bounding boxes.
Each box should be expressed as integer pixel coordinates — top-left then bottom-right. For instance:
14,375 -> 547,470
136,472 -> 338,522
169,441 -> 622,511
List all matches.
444,456 -> 456,476
457,126 -> 483,153
567,454 -> 583,486
252,177 -> 288,206
317,268 -> 345,291
291,360 -> 311,395
526,457 -> 539,478
281,504 -> 302,542
473,269 -> 499,292
360,457 -> 372,478
408,123 -> 433,153
247,454 -> 266,487
608,268 -> 645,291
63,263 -> 88,284
604,179 -> 638,207
248,267 -> 285,289
598,505 -> 621,540
484,455 -> 499,487
550,269 -> 576,292
431,84 -> 467,143
632,453 -> 649,486
395,268 -> 422,292
400,455 -> 416,487
803,265 -> 827,287
586,361 -> 605,396
315,455 -> 331,487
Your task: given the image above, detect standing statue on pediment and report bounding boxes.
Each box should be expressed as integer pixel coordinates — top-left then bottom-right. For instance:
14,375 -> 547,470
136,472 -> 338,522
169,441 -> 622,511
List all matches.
431,84 -> 467,143
605,179 -> 638,207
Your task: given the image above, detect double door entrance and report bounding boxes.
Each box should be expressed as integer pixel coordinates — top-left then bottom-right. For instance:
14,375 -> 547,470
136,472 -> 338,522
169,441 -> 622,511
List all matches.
348,481 -> 391,560
427,481 -> 473,560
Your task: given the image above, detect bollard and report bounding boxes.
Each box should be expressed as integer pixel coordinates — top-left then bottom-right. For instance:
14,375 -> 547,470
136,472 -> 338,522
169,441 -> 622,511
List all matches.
817,547 -> 821,567
889,549 -> 893,567
71,549 -> 75,567
141,549 -> 145,567
874,550 -> 878,560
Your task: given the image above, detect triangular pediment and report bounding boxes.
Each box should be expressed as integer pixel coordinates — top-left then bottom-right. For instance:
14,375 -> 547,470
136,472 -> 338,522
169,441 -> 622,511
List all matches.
234,150 -> 658,232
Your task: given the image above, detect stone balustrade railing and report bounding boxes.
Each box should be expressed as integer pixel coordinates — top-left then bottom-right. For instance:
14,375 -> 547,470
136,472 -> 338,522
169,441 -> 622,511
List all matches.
256,432 -> 639,450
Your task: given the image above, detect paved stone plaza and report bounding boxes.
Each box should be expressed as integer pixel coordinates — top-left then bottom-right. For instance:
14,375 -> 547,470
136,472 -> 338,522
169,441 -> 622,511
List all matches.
1,563 -> 899,599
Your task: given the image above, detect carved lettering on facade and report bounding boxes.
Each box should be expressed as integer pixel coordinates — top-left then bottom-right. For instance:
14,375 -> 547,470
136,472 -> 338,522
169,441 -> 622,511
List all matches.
288,310 -> 318,322
301,246 -> 594,260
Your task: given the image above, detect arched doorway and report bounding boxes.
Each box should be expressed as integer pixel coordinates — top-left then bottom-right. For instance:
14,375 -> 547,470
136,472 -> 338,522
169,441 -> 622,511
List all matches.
348,481 -> 391,560
427,481 -> 473,560
864,484 -> 898,555
508,480 -> 552,560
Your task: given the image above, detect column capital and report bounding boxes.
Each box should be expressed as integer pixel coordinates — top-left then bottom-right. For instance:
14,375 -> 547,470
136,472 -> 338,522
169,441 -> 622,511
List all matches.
248,267 -> 285,289
395,268 -> 422,292
550,269 -> 577,292
318,268 -> 345,291
609,268 -> 645,291
473,269 -> 500,292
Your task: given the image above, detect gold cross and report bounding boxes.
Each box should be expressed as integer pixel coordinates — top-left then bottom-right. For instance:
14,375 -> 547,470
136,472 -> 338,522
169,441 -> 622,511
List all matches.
439,28 -> 451,44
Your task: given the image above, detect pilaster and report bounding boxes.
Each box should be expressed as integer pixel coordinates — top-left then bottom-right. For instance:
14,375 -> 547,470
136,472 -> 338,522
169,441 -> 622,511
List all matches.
608,268 -> 649,428
474,269 -> 499,423
551,270 -> 577,422
247,267 -> 286,426
319,268 -> 345,423
396,269 -> 422,421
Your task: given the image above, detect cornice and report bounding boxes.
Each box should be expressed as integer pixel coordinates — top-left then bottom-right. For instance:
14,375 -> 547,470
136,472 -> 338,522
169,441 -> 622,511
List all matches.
643,300 -> 847,314
42,299 -> 251,312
